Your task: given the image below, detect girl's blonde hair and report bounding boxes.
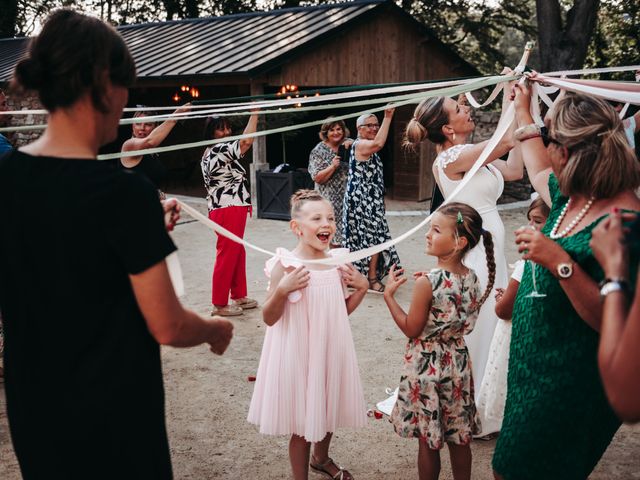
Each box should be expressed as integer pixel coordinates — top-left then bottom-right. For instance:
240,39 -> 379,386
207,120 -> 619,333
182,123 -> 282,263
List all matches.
290,189 -> 329,217
551,93 -> 640,199
437,202 -> 496,308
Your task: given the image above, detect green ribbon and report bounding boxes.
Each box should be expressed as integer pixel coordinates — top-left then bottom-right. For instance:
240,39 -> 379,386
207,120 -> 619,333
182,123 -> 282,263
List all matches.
97,74 -> 517,161
191,74 -> 495,105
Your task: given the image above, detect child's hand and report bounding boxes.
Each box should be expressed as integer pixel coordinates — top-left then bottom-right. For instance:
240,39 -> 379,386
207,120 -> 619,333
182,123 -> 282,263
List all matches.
412,271 -> 428,280
495,288 -> 505,303
338,263 -> 368,291
277,265 -> 310,295
384,264 -> 406,297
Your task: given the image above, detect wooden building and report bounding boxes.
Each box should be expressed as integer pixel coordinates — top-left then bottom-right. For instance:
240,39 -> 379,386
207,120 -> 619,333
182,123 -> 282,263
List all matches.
0,0 -> 478,201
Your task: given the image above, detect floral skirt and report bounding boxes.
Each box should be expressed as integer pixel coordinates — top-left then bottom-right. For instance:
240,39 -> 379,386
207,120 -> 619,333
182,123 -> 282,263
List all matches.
390,337 -> 481,449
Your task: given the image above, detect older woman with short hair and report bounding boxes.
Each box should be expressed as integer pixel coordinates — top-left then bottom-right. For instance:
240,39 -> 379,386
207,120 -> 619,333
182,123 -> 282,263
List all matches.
493,85 -> 640,480
308,118 -> 353,247
342,109 -> 401,293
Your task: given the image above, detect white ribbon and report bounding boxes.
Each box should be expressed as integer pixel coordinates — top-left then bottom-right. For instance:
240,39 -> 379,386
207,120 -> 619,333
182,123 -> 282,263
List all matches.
539,76 -> 640,104
465,41 -> 531,109
178,103 -> 517,266
0,76 -> 485,118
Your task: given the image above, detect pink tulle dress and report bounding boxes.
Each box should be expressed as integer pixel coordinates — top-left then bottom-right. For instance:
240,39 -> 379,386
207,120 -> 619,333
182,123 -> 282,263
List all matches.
247,248 -> 367,442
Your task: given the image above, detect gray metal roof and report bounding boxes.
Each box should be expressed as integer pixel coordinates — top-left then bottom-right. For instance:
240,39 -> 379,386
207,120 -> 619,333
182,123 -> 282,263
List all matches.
120,0 -> 381,77
0,36 -> 29,83
0,0 -> 474,82
0,1 -> 382,82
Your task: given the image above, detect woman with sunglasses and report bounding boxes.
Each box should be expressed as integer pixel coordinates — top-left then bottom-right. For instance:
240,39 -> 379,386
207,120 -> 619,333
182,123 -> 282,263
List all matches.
342,108 -> 401,293
492,82 -> 640,480
403,73 -> 523,436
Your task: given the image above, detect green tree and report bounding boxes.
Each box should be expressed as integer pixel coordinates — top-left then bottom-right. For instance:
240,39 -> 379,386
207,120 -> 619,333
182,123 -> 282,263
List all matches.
402,0 -> 536,74
585,0 -> 639,79
0,0 -> 19,37
201,0 -> 257,16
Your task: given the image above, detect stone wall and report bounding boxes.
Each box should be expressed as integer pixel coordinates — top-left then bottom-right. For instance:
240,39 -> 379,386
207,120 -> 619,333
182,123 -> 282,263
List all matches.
4,91 -> 45,147
470,110 -> 532,204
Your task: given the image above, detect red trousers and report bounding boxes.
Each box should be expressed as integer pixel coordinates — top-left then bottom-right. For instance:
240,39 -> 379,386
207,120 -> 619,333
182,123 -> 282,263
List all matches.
209,206 -> 250,306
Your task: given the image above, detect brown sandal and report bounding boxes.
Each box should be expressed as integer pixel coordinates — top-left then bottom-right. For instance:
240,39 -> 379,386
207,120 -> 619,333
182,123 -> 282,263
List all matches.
310,456 -> 353,480
367,276 -> 385,294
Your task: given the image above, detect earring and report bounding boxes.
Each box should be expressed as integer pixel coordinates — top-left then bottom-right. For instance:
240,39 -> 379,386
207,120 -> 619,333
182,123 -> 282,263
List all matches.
452,132 -> 456,141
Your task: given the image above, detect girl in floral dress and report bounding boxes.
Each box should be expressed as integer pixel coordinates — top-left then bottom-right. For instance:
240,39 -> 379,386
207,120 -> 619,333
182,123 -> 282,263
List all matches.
248,190 -> 369,480
383,202 -> 496,480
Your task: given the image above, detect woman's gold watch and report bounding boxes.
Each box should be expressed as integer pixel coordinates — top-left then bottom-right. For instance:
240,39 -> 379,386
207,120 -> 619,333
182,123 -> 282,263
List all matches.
556,262 -> 574,279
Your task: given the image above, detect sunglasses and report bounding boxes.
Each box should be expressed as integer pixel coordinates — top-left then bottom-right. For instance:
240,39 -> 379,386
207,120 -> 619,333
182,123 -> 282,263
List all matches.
540,127 -> 562,148
360,123 -> 380,129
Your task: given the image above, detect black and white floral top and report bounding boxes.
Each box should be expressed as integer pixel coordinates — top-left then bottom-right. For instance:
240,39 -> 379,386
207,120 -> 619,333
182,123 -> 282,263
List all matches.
201,140 -> 250,211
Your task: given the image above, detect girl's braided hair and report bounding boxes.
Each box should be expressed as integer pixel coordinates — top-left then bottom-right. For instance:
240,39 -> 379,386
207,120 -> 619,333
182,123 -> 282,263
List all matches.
290,189 -> 328,216
438,202 -> 496,308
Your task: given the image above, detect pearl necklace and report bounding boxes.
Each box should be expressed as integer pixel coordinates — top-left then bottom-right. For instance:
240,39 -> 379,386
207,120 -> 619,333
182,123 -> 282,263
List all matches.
549,197 -> 595,239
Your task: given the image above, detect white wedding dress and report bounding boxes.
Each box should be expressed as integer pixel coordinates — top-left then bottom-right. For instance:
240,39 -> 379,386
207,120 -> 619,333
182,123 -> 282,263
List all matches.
434,144 -> 509,435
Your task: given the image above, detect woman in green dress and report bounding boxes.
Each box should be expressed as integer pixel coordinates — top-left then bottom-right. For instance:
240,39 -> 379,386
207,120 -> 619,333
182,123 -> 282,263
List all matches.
492,84 -> 640,480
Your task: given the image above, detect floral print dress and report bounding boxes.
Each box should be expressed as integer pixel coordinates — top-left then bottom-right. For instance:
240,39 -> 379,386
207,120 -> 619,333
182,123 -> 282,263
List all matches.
391,268 -> 482,449
308,141 -> 349,245
342,140 -> 401,279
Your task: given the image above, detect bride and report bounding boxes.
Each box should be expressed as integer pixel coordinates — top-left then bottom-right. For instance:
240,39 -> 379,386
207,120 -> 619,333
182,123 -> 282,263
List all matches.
402,80 -> 522,435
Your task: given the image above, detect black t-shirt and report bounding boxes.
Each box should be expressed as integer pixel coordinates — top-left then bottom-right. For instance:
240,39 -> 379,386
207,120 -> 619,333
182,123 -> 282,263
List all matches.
120,153 -> 168,190
0,150 -> 176,479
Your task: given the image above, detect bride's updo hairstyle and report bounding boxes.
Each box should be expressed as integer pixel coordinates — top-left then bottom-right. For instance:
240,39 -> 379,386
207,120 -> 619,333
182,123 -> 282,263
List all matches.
12,9 -> 135,113
404,96 -> 449,149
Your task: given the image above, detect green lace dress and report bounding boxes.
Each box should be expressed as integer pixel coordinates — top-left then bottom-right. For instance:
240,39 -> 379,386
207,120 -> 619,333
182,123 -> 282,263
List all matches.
493,174 -> 639,480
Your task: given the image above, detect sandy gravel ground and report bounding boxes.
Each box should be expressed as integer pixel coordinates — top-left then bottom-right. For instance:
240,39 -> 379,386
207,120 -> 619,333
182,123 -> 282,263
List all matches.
1,199 -> 639,479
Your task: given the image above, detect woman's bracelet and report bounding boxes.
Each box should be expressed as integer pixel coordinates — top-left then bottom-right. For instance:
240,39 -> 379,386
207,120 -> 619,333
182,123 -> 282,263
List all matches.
514,124 -> 542,142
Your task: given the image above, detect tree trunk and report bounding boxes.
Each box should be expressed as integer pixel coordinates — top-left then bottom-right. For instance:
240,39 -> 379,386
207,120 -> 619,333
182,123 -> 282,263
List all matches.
280,0 -> 301,8
161,0 -> 181,20
184,0 -> 199,18
537,0 -> 600,71
0,0 -> 18,38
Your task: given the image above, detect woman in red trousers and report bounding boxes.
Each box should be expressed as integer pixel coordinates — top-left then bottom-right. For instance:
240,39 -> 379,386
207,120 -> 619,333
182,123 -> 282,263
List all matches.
201,112 -> 259,316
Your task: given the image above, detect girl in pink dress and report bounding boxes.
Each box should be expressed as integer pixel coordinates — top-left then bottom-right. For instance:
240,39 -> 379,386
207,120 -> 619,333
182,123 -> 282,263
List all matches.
248,190 -> 369,480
